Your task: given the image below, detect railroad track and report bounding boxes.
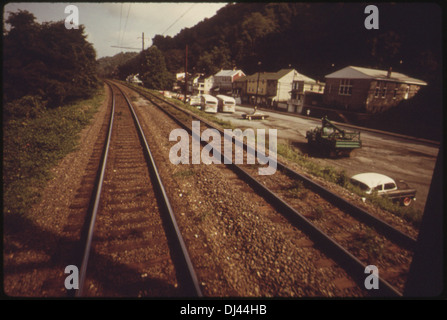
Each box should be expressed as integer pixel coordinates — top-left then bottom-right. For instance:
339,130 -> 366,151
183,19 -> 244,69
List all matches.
119,81 -> 419,297
72,81 -> 201,297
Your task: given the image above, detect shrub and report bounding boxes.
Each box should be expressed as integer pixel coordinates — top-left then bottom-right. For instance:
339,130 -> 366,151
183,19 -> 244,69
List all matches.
4,95 -> 48,120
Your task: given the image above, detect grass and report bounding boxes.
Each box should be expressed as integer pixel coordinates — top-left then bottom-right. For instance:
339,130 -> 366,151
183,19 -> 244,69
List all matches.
172,169 -> 195,179
276,141 -> 423,228
3,87 -> 106,216
353,227 -> 386,261
287,181 -> 308,200
124,82 -> 236,130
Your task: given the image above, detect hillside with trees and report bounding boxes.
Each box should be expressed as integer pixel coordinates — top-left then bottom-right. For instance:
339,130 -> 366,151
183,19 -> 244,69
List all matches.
151,3 -> 441,84
3,10 -> 100,115
97,51 -> 139,78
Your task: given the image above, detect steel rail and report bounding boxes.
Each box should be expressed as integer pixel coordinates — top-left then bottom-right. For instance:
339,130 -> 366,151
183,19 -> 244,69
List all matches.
76,81 -> 115,297
76,81 -> 202,297
113,83 -> 203,297
119,82 -> 406,297
122,82 -> 417,251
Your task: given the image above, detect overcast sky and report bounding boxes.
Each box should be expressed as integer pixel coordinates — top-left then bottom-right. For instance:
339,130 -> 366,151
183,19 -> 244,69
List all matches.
3,2 -> 227,58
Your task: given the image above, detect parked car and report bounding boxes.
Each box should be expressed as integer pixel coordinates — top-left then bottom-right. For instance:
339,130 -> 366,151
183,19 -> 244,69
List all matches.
189,95 -> 201,107
350,172 -> 416,206
242,106 -> 269,120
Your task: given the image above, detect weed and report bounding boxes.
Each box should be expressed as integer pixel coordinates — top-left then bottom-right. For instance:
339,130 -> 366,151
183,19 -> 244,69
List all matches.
287,181 -> 308,200
313,205 -> 324,219
3,87 -> 105,216
355,227 -> 386,261
277,142 -> 423,227
172,169 -> 195,178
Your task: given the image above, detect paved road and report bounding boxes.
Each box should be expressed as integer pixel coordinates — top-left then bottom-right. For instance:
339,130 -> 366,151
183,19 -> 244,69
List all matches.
214,106 -> 440,213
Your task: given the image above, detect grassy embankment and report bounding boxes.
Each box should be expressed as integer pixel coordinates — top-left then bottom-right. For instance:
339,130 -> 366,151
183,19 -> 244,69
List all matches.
125,83 -> 423,228
3,86 -> 106,217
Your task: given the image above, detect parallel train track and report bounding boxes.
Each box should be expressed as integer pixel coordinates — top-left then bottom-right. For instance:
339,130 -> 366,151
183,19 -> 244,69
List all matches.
73,81 -> 201,297
118,81 -> 420,297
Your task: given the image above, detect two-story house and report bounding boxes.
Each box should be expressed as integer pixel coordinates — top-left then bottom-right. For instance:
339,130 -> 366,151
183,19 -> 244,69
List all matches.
323,66 -> 427,113
192,74 -> 214,96
213,69 -> 246,95
236,69 -> 316,110
186,74 -> 214,96
288,74 -> 325,113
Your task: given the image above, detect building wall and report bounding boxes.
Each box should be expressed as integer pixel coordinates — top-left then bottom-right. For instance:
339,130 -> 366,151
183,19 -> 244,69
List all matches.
288,81 -> 325,113
277,79 -> 293,102
323,78 -> 423,113
247,76 -> 267,96
214,71 -> 245,92
365,81 -> 422,113
323,78 -> 370,111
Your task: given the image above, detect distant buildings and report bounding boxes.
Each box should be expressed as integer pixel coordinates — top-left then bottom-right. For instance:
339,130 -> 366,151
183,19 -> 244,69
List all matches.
126,74 -> 143,85
191,74 -> 214,96
213,69 -> 245,95
173,65 -> 427,116
323,66 -> 427,113
175,69 -> 244,96
234,69 -> 323,111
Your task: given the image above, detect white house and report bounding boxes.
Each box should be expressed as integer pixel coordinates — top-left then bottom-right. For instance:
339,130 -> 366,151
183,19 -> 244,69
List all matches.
213,69 -> 246,95
191,74 -> 214,95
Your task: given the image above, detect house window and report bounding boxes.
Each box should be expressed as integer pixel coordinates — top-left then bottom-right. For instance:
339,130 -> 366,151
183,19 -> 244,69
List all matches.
381,83 -> 387,98
339,79 -> 352,95
404,86 -> 409,99
393,87 -> 398,99
374,82 -> 381,98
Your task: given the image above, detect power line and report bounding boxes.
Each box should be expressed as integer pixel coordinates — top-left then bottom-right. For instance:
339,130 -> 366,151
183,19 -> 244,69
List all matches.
117,3 -> 123,51
161,3 -> 196,36
120,3 -> 132,47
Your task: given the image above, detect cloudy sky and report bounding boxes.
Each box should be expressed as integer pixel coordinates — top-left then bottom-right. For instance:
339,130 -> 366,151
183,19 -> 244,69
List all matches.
3,2 -> 227,58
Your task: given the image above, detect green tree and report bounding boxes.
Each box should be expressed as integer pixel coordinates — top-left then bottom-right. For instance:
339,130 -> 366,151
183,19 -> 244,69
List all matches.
140,46 -> 174,90
3,10 -> 99,110
241,12 -> 277,53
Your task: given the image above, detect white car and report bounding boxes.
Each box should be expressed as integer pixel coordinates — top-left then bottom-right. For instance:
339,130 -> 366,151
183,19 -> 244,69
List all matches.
350,172 -> 416,206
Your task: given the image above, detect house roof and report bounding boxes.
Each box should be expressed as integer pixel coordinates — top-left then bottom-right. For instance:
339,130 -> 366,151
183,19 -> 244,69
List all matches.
214,69 -> 245,77
325,66 -> 427,85
236,69 -> 316,83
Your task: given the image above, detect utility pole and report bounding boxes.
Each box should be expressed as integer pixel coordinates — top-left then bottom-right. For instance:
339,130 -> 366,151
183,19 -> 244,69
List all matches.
184,44 -> 188,100
142,32 -> 144,51
254,61 -> 261,112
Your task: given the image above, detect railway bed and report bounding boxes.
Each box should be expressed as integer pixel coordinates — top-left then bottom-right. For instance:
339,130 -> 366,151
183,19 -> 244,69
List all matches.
73,81 -> 201,297
119,81 -> 423,296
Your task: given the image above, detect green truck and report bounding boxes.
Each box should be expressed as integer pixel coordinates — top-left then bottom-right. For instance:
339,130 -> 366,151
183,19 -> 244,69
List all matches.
306,116 -> 362,157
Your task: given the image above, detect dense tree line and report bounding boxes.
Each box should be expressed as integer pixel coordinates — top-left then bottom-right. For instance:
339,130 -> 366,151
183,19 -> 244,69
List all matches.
107,3 -> 440,92
3,10 -> 99,118
109,3 -> 441,91
152,2 -> 441,86
97,51 -> 138,78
